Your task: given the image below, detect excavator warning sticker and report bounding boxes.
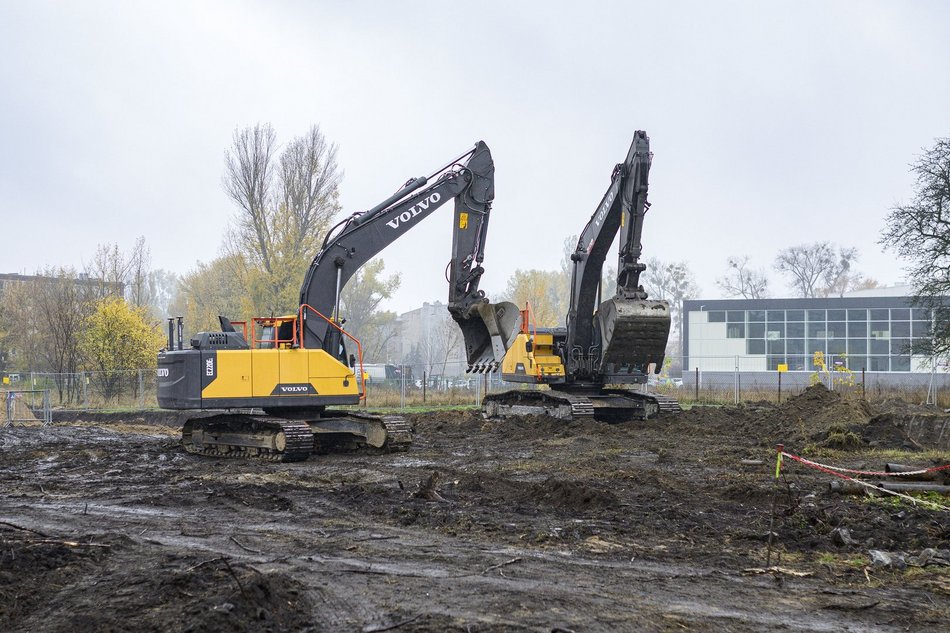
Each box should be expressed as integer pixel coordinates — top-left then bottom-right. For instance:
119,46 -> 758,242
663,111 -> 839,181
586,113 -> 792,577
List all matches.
459,212 -> 468,229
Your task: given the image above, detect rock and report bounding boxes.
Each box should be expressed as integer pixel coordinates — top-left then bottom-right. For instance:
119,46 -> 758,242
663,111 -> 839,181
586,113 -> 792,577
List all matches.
910,548 -> 950,567
869,549 -> 907,569
831,527 -> 858,546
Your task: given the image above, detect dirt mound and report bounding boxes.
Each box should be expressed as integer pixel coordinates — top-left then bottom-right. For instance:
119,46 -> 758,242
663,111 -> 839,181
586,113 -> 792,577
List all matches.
671,384 -> 888,450
767,383 -> 875,435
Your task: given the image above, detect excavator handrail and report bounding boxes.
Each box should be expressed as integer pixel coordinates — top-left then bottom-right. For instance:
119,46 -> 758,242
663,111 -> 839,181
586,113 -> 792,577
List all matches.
298,304 -> 367,401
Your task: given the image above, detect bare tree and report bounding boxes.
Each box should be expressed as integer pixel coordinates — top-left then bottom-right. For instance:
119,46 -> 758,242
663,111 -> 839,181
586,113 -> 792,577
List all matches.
84,236 -> 152,306
223,124 -> 342,315
126,237 -> 152,308
716,256 -> 769,299
224,124 -> 278,272
881,137 -> 950,354
278,126 -> 343,263
773,242 -> 859,298
822,246 -> 859,298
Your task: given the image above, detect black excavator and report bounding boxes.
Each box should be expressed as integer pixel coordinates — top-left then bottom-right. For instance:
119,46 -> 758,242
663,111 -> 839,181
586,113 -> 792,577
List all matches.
157,141 -> 517,461
481,131 -> 680,421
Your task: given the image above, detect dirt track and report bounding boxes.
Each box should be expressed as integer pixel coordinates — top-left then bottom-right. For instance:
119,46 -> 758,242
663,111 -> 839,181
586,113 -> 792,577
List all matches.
1,385 -> 948,632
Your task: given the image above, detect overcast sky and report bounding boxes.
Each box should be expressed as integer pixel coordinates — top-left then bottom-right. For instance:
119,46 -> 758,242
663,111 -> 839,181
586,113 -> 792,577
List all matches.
2,1 -> 948,314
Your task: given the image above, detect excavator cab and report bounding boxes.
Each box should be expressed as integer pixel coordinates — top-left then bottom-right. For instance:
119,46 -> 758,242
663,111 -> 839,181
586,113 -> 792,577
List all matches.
254,316 -> 297,350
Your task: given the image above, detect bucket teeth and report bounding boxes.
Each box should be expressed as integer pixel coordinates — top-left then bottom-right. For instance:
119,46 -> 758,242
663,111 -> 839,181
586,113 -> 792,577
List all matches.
467,361 -> 499,374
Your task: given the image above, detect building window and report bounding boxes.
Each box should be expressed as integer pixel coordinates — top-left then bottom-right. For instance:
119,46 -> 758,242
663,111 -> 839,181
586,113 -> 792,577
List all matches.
870,323 -> 889,339
748,322 -> 765,338
912,321 -> 931,337
768,339 -> 785,354
786,310 -> 804,321
870,309 -> 889,320
828,309 -> 846,321
827,322 -> 846,338
787,322 -> 805,338
727,324 -> 745,338
892,356 -> 911,371
828,339 -> 846,355
848,338 -> 867,354
747,339 -> 765,355
727,310 -> 745,323
787,339 -> 805,355
708,311 -> 725,322
891,308 -> 910,320
890,338 -> 911,355
848,355 -> 866,371
766,324 -> 784,339
891,321 -> 910,337
847,309 -> 867,321
767,310 -> 784,322
848,322 -> 867,337
808,339 -> 825,354
869,356 -> 889,371
807,310 -> 825,321
748,310 -> 765,322
807,323 -> 827,338
870,339 -> 890,354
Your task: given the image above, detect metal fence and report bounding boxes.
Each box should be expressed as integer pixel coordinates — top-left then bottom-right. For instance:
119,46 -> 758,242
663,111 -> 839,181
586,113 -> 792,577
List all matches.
1,390 -> 52,426
8,371 -> 159,409
5,355 -> 949,412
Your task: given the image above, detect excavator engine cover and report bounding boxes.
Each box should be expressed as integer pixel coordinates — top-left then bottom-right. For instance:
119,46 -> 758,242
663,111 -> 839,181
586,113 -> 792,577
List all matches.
452,300 -> 521,373
597,297 -> 671,380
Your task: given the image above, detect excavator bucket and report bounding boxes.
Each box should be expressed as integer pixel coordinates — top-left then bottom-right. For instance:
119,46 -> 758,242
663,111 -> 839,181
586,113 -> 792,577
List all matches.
452,301 -> 521,373
597,297 -> 671,379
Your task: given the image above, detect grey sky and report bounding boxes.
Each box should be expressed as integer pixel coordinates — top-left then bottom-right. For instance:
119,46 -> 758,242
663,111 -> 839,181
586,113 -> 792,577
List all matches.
2,1 -> 948,314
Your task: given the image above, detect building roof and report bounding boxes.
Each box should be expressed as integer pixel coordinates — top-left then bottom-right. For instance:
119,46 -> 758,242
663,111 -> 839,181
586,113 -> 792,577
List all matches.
841,284 -> 914,298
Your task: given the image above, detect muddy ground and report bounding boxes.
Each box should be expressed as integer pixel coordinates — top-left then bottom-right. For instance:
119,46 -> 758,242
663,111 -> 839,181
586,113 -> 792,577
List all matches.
1,385 -> 948,632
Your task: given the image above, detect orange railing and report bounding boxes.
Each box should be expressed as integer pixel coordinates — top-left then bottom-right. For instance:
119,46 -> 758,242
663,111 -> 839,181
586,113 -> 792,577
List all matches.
298,304 -> 366,401
251,316 -> 298,348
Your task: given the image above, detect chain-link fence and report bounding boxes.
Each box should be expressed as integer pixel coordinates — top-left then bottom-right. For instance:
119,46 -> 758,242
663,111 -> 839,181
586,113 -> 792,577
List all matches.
12,371 -> 159,409
7,355 -> 949,412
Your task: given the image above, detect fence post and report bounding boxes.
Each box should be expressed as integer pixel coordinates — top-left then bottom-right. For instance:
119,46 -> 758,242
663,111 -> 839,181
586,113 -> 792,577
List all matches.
43,389 -> 51,426
694,367 -> 699,402
734,356 -> 739,405
777,371 -> 782,404
400,364 -> 406,409
423,371 -> 427,404
862,367 -> 866,400
138,369 -> 145,409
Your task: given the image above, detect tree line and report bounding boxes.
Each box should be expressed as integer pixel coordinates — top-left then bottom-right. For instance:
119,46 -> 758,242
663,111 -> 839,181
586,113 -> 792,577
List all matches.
0,240 -> 166,402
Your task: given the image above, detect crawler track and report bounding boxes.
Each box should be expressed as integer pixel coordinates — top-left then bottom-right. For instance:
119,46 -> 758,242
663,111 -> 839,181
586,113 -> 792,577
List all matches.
181,411 -> 413,462
482,389 -> 679,422
181,415 -> 314,462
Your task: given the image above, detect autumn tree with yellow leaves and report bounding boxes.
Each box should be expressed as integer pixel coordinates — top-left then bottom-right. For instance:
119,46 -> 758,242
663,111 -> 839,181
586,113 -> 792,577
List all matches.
79,297 -> 165,403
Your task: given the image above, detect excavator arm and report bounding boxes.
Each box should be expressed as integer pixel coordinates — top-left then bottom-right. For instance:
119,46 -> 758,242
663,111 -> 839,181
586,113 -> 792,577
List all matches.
298,141 -> 511,370
564,131 -> 669,382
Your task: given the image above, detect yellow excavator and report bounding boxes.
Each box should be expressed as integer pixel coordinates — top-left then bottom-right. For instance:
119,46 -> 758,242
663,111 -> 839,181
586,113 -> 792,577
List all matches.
157,141 -> 517,461
480,131 -> 680,421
